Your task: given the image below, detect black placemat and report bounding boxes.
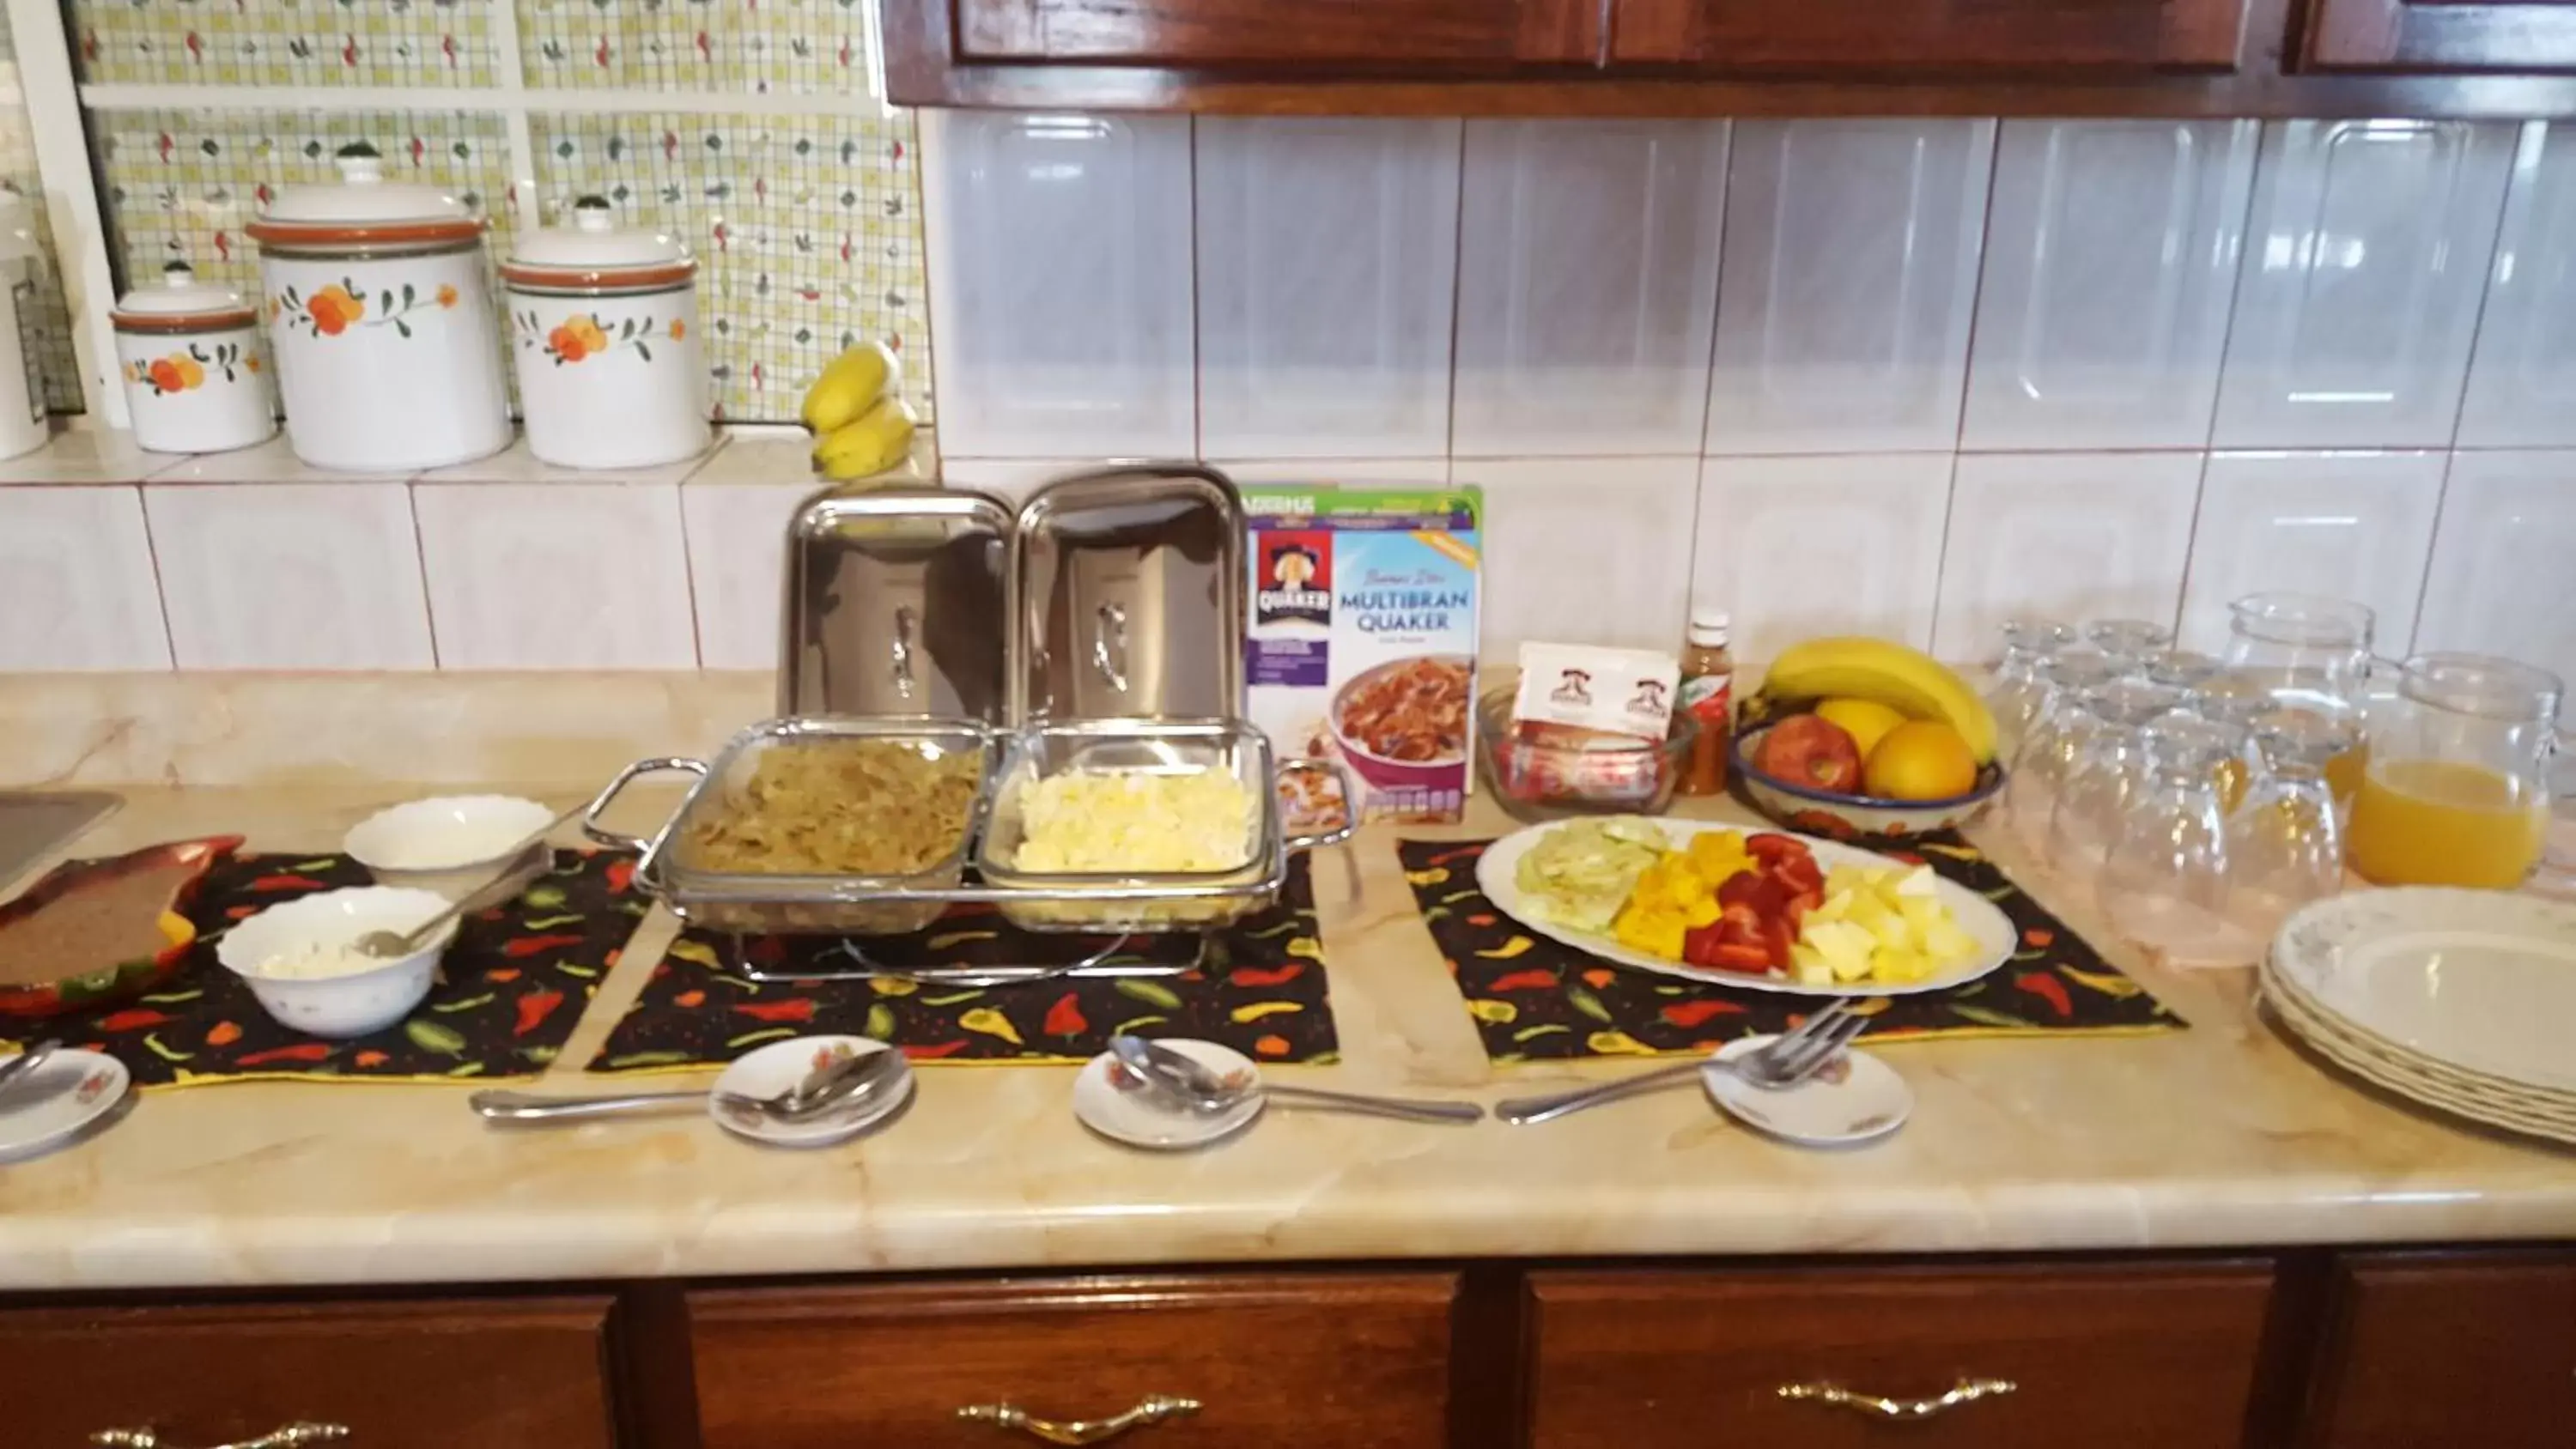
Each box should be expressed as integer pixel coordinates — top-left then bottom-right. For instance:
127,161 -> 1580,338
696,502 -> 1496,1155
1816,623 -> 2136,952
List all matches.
590,855 -> 1338,1070
0,849 -> 646,1087
1401,832 -> 2184,1063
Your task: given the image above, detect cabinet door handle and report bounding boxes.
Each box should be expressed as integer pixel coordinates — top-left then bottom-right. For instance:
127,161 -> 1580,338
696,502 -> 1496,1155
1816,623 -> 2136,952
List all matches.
1777,1378 -> 2017,1419
91,1425 -> 350,1449
957,1394 -> 1200,1445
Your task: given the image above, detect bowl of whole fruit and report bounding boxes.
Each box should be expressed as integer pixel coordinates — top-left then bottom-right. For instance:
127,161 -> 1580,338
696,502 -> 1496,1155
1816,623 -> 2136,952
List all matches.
1730,637 -> 2003,841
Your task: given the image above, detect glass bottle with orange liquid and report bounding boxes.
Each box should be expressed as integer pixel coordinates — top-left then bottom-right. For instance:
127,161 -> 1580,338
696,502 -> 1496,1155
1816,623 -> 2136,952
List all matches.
2346,653 -> 2566,891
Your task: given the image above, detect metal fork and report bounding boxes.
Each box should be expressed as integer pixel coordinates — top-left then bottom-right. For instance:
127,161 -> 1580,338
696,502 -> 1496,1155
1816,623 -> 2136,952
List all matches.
1497,1000 -> 1866,1126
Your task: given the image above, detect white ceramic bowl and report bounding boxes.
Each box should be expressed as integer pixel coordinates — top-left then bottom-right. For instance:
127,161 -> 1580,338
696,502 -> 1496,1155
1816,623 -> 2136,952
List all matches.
216,886 -> 456,1039
344,794 -> 554,897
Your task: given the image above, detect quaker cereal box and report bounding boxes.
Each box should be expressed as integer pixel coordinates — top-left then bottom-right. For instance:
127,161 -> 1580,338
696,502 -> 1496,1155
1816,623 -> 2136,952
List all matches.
1242,487 -> 1482,828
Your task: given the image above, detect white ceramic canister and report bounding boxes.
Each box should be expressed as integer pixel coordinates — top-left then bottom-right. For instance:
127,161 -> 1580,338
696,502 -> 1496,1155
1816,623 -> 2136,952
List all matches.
245,142 -> 509,472
500,197 -> 708,470
111,263 -> 276,454
0,191 -> 52,460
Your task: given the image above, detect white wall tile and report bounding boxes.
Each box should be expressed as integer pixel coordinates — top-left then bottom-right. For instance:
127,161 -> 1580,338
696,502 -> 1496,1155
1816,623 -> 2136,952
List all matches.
1694,454 -> 1953,663
1214,458 -> 1452,485
0,487 -> 170,670
1196,118 -> 1461,459
0,427 -> 185,484
1459,458 -> 1698,653
2413,450 -> 2576,686
1932,452 -> 2202,662
2178,451 -> 2447,653
1452,121 -> 1728,457
415,482 -> 697,670
922,111 -> 1195,458
1707,119 -> 1994,456
682,482 -> 815,670
1964,121 -> 2256,452
2458,124 -> 2576,449
2214,121 -> 2514,450
145,483 -> 434,670
936,458 -> 1107,501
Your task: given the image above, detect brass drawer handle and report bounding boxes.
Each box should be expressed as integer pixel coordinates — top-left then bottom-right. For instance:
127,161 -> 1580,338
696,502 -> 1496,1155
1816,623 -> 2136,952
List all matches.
957,1394 -> 1200,1445
1777,1377 -> 2017,1419
92,1426 -> 350,1449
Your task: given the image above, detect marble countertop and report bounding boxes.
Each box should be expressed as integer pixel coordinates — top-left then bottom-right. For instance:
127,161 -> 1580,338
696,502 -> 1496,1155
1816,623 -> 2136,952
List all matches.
1,783 -> 2571,1293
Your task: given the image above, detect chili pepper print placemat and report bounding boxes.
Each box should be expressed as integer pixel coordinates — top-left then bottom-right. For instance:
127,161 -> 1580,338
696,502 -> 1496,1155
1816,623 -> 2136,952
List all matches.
1400,834 -> 2184,1064
0,850 -> 647,1088
590,857 -> 1337,1071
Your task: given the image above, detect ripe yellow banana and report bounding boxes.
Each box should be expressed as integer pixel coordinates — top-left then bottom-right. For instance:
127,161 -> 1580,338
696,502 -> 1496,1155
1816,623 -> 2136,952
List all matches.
811,395 -> 917,482
1762,637 -> 1998,764
799,340 -> 899,434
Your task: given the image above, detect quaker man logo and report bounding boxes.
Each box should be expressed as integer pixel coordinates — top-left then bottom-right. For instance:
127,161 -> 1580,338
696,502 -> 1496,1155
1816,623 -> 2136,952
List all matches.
1628,678 -> 1668,717
1550,669 -> 1593,706
1255,538 -> 1329,626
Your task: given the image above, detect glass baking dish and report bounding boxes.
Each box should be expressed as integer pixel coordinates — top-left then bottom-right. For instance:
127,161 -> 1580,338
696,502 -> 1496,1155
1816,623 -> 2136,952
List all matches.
587,715 -> 998,937
977,718 -> 1342,934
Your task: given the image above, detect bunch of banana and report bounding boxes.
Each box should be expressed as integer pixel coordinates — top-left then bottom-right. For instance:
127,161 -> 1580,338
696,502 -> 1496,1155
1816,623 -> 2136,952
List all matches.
800,340 -> 915,482
1759,637 -> 1999,764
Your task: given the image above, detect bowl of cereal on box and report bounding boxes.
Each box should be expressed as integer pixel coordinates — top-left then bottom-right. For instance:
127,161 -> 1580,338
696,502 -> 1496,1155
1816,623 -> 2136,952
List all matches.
1327,654 -> 1474,792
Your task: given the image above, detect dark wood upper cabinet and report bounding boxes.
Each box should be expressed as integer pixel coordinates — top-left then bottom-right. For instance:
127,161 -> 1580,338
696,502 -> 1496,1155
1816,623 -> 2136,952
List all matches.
2305,0 -> 2576,70
951,0 -> 1602,67
1610,0 -> 2249,72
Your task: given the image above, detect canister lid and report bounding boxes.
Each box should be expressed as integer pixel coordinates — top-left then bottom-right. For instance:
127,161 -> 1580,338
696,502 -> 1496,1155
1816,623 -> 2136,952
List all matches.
244,142 -> 485,255
112,263 -> 258,332
500,197 -> 696,294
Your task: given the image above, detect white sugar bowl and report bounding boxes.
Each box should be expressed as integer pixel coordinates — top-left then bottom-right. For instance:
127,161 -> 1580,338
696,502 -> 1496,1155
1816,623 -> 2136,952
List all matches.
501,197 -> 708,470
246,142 -> 510,472
112,262 -> 276,455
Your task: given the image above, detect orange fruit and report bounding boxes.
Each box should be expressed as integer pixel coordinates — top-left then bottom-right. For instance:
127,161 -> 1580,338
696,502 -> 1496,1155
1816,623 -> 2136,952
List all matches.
1862,720 -> 1978,802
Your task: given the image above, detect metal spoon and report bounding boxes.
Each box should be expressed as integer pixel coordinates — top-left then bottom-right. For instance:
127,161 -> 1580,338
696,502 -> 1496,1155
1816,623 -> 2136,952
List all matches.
468,1046 -> 902,1124
1107,1035 -> 1482,1125
352,851 -> 551,961
0,1039 -> 60,1108
1495,1003 -> 1868,1126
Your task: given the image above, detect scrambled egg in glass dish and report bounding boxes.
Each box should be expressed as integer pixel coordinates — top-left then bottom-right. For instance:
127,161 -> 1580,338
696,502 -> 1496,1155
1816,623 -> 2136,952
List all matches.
1003,769 -> 1261,929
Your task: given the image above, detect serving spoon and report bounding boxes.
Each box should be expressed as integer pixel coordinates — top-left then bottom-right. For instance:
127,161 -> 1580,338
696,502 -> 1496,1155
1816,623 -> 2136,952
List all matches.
468,1045 -> 903,1124
0,1039 -> 60,1108
352,852 -> 551,961
1107,1034 -> 1481,1125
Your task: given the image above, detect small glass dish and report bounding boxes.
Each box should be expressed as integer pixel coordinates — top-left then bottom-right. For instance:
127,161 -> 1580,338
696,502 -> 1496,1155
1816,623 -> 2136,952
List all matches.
1475,688 -> 1695,823
978,718 -> 1293,934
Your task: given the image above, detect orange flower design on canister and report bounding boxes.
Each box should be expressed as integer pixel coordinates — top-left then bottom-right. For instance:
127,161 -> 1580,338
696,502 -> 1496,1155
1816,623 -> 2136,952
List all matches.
435,283 -> 459,309
544,315 -> 611,363
668,319 -> 686,341
306,283 -> 365,336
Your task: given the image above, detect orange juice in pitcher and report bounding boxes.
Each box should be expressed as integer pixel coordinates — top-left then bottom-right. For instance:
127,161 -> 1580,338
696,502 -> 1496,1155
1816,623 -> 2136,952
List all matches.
2344,654 -> 2567,891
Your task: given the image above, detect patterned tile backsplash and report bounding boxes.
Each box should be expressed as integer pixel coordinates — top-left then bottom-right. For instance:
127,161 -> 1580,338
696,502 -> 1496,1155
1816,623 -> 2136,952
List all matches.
518,0 -> 872,92
0,8 -> 87,413
73,0 -> 500,87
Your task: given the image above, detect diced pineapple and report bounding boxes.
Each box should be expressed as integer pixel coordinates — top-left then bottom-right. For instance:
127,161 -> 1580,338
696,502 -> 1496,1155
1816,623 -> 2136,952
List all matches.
1923,917 -> 1980,965
1898,896 -> 1944,931
1789,943 -> 1835,987
1805,920 -> 1876,981
1892,864 -> 1941,899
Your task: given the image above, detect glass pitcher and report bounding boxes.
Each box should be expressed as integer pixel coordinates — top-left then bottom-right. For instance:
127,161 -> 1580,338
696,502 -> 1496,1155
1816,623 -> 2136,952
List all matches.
2222,591 -> 2378,801
2345,653 -> 2568,891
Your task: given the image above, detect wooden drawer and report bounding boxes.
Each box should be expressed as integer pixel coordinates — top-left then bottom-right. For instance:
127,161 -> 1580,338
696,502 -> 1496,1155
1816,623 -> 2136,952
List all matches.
6,1295 -> 618,1449
2300,1250 -> 2576,1448
1528,1261 -> 2275,1449
688,1271 -> 1455,1449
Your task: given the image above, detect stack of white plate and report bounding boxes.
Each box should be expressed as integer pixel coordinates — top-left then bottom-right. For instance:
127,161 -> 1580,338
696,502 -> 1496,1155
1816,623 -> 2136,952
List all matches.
2260,888 -> 2576,1146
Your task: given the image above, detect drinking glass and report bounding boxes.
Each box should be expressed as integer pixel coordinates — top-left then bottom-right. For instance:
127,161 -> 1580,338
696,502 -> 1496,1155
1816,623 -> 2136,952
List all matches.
1984,617 -> 2076,759
2086,618 -> 2174,674
2047,679 -> 2187,876
2222,711 -> 2353,943
2142,650 -> 2222,694
2005,652 -> 2128,854
2102,715 -> 2240,963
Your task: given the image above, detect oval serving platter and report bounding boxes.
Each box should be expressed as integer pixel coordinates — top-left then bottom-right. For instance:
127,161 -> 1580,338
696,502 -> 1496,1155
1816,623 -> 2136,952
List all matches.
1473,819 -> 2014,998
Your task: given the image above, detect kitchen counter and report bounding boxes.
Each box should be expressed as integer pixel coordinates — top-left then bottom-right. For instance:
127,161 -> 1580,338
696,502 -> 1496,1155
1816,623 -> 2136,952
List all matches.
1,779 -> 2569,1294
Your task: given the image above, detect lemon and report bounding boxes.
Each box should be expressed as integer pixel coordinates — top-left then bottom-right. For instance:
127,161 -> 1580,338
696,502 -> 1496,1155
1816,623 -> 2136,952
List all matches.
1814,697 -> 1907,758
1862,720 -> 1979,802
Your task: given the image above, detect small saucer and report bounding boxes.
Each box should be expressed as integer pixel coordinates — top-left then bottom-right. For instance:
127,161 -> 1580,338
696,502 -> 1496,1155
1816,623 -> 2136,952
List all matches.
1700,1034 -> 1911,1148
1073,1038 -> 1263,1151
0,1049 -> 132,1165
710,1035 -> 912,1149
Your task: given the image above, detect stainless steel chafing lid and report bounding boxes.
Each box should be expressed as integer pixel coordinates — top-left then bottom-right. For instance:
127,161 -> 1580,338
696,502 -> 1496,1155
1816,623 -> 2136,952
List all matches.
779,485 -> 1012,724
1012,464 -> 1246,724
